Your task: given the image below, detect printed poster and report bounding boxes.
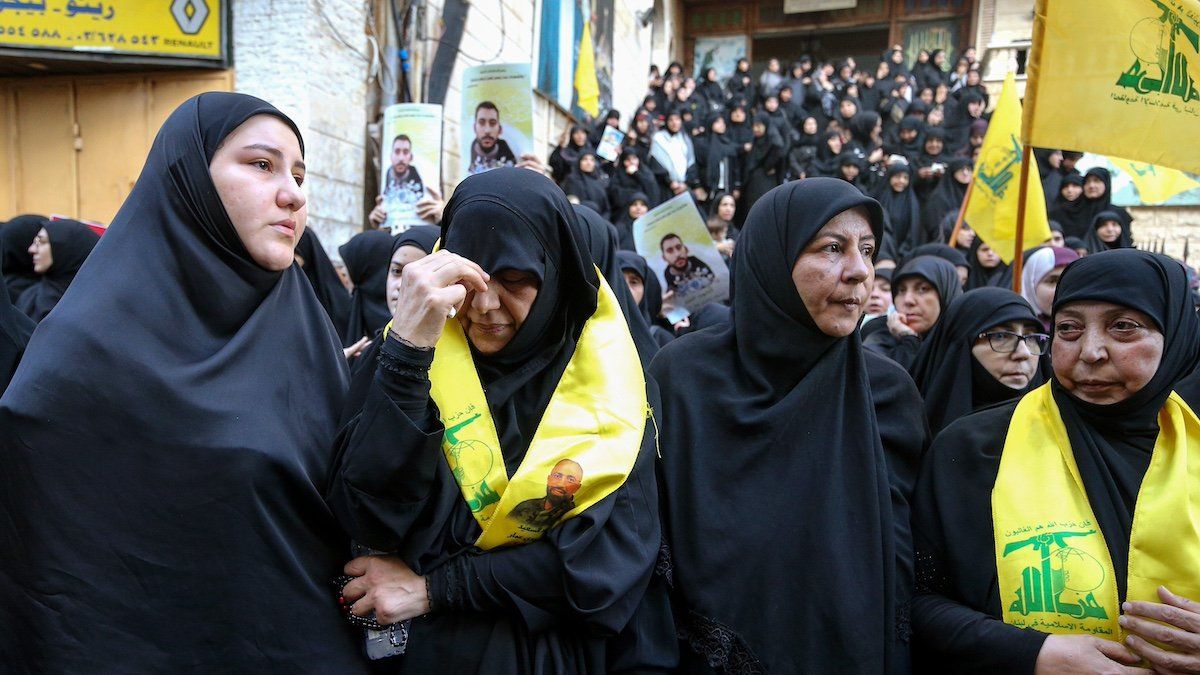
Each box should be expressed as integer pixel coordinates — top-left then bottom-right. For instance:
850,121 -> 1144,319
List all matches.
460,63 -> 533,179
1075,153 -> 1200,207
595,126 -> 624,162
633,192 -> 730,315
381,103 -> 442,234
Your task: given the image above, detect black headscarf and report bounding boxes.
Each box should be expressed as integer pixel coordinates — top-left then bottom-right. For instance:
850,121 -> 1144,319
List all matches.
613,190 -> 649,252
15,218 -> 99,322
698,116 -> 740,193
0,92 -> 365,670
1,214 -> 43,303
965,236 -> 1010,289
1084,209 -> 1133,254
1081,166 -> 1133,231
1049,249 -> 1200,599
572,204 -> 658,366
894,254 -> 964,316
651,178 -> 902,672
1047,173 -> 1090,239
920,157 -> 971,242
874,163 -> 922,261
616,249 -> 673,347
339,229 -> 394,345
295,227 -> 351,341
0,236 -> 35,395
909,288 -> 1045,434
562,147 -> 611,219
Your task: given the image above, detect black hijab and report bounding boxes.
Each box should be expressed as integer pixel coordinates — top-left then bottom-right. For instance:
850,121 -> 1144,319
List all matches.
1047,173 -> 1090,239
874,163 -> 922,261
1084,209 -> 1133,254
572,203 -> 658,367
614,190 -> 649,252
1049,249 -> 1200,599
0,236 -> 35,395
0,92 -> 364,670
15,218 -> 99,322
651,178 -> 902,672
1081,166 -> 1132,230
440,168 -> 598,461
909,288 -> 1045,434
562,147 -> 610,218
295,227 -> 351,341
920,157 -> 971,242
339,228 -> 394,345
617,249 -> 673,348
965,236 -> 1010,290
893,254 -> 964,318
1,214 -> 43,303
699,116 -> 739,192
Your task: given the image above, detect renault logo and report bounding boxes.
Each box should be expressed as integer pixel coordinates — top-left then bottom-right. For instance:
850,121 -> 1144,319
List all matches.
171,0 -> 210,35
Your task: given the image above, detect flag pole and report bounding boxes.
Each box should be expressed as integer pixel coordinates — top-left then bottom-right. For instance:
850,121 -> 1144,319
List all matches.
947,180 -> 975,250
1012,144 -> 1033,295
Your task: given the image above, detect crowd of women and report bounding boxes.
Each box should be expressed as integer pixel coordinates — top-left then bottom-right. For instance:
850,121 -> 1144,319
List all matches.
0,63 -> 1196,674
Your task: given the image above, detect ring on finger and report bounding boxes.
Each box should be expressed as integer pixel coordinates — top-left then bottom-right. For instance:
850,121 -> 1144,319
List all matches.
447,306 -> 458,319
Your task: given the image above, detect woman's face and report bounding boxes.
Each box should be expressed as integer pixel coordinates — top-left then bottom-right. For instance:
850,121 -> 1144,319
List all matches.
629,200 -> 648,219
623,154 -> 640,172
764,97 -> 779,112
1034,264 -> 1067,315
28,227 -> 52,274
889,171 -> 910,192
752,122 -> 767,138
827,135 -> 843,153
731,107 -> 747,123
1052,301 -> 1164,404
705,69 -> 717,83
839,99 -> 857,118
954,164 -> 973,184
459,268 -> 540,355
1083,174 -> 1107,199
972,320 -> 1042,389
571,128 -> 588,145
894,276 -> 942,335
865,276 -> 892,315
209,114 -> 308,271
1097,219 -> 1122,243
840,163 -> 861,180
711,116 -> 727,134
791,207 -> 876,337
1061,182 -> 1083,201
386,244 -> 430,315
927,108 -> 945,126
957,225 -> 976,249
925,136 -> 944,154
580,154 -> 596,173
1050,230 -> 1066,247
622,270 -> 645,305
803,117 -> 818,134
717,195 -> 736,221
976,242 -> 1000,268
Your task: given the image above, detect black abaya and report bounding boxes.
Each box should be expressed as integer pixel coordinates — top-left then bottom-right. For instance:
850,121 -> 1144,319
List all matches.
1,214 -> 43,303
15,218 -> 99,322
340,229 -> 395,346
651,178 -> 910,673
326,168 -> 668,673
865,254 -> 963,371
296,227 -> 352,342
0,92 -> 366,671
912,249 -> 1200,673
872,164 -> 922,262
0,236 -> 35,395
617,250 -> 674,347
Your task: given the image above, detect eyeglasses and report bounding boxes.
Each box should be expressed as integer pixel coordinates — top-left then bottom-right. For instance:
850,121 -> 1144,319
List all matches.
977,331 -> 1050,355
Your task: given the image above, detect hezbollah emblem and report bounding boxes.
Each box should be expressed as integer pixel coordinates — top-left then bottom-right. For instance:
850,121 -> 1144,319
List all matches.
1002,529 -> 1109,623
1116,0 -> 1200,103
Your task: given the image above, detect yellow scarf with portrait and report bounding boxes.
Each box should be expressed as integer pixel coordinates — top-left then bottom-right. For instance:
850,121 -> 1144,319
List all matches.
992,383 -> 1200,640
407,272 -> 648,551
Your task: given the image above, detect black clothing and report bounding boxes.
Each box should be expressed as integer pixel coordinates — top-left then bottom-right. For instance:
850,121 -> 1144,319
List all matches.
912,249 -> 1200,673
1080,167 -> 1134,233
652,178 -> 911,673
908,287 -> 1045,434
327,168 -> 667,673
1047,173 -> 1090,239
296,228 -> 352,342
1,214 -> 42,303
617,250 -> 674,347
562,149 -> 611,220
865,255 -> 963,371
613,191 -> 650,252
0,92 -> 365,672
695,126 -> 740,195
340,229 -> 394,346
741,124 -> 784,208
874,164 -> 922,263
0,236 -> 34,395
15,218 -> 99,322
608,158 -> 660,214
919,158 -> 971,245
1084,209 -> 1134,254
549,125 -> 588,183
662,256 -> 715,294
965,237 -> 1010,290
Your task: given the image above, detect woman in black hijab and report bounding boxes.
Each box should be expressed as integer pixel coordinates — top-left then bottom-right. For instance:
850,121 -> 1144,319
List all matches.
607,148 -> 660,214
741,114 -> 785,209
813,129 -> 846,177
0,93 -> 366,671
653,178 -> 924,673
1081,166 -> 1133,231
1,214 -> 43,302
618,250 -> 674,347
695,114 -> 740,198
865,254 -> 963,371
562,146 -> 611,219
908,287 -> 1048,434
874,163 -> 922,262
327,168 -> 667,673
613,191 -> 651,252
920,157 -> 972,244
0,236 -> 35,395
549,124 -> 590,183
965,237 -> 1009,290
914,127 -> 949,199
16,218 -> 100,322
1047,173 -> 1090,239
340,228 -> 395,346
909,242 -> 970,287
296,227 -> 352,341
912,249 -> 1200,673
1084,209 -> 1134,254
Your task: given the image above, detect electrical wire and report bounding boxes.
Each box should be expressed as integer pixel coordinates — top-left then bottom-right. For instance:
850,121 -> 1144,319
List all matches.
418,0 -> 507,65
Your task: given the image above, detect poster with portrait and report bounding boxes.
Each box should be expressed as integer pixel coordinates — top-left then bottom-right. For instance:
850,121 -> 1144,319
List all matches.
460,63 -> 534,180
633,192 -> 730,316
380,103 -> 443,234
693,35 -> 748,82
595,126 -> 625,162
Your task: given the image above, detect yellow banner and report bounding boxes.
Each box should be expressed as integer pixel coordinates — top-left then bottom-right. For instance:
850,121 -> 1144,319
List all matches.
0,0 -> 223,60
1024,0 -> 1200,174
1108,156 -> 1200,204
966,72 -> 1052,264
573,19 -> 600,117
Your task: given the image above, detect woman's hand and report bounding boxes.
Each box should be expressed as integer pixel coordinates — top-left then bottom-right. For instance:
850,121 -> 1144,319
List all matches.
1122,586 -> 1200,673
1034,634 -> 1142,674
716,239 -> 735,257
341,555 -> 430,626
343,336 -> 370,360
389,250 -> 489,348
368,194 -> 387,227
887,312 -> 917,338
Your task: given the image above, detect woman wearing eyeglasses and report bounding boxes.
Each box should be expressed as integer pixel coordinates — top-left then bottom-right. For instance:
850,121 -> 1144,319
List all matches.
910,249 -> 1200,674
908,287 -> 1050,435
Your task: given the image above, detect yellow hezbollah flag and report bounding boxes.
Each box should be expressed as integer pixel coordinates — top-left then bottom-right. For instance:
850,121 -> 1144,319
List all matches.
1108,156 -> 1200,204
966,72 -> 1052,264
574,19 -> 601,117
1024,0 -> 1200,173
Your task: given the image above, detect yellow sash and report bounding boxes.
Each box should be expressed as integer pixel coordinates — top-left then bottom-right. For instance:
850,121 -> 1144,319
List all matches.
413,273 -> 647,550
993,383 -> 1200,639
